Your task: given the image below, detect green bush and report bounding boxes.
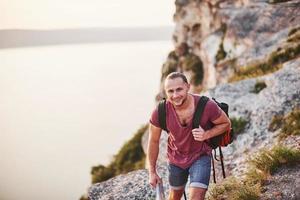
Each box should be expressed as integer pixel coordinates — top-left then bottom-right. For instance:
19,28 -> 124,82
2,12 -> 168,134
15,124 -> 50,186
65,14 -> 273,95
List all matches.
280,107 -> 300,139
269,107 -> 300,139
244,167 -> 267,186
249,145 -> 300,174
216,42 -> 227,62
161,59 -> 178,81
113,124 -> 148,174
287,27 -> 300,43
229,42 -> 300,82
230,117 -> 248,139
288,27 -> 300,37
251,81 -> 267,93
79,195 -> 89,200
91,165 -> 115,183
91,124 -> 148,183
268,114 -> 284,132
161,50 -> 204,86
268,0 -> 292,3
181,53 -> 204,85
167,50 -> 178,60
208,177 -> 260,200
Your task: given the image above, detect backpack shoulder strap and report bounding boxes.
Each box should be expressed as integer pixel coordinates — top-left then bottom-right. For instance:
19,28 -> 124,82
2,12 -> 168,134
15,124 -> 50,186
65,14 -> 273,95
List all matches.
192,96 -> 209,129
158,99 -> 168,132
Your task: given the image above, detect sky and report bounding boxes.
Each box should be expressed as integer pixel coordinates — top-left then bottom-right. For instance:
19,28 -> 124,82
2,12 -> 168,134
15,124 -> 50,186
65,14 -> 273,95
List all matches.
0,0 -> 175,29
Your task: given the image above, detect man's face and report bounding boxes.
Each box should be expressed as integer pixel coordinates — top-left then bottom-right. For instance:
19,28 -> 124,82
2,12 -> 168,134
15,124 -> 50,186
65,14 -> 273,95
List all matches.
164,77 -> 190,107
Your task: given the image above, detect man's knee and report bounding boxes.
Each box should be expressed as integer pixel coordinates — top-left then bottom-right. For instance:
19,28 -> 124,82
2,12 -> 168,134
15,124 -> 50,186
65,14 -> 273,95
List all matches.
189,187 -> 207,200
168,188 -> 184,200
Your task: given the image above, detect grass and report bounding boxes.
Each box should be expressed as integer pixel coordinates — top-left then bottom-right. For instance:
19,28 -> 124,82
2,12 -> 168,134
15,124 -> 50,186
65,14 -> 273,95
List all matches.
287,27 -> 300,43
269,107 -> 300,139
91,124 -> 148,183
229,61 -> 282,83
249,145 -> 300,174
208,176 -> 261,200
288,27 -> 300,37
268,114 -> 284,132
208,145 -> 300,200
230,117 -> 248,139
279,108 -> 300,139
229,39 -> 300,82
244,167 -> 268,186
268,0 -> 292,3
250,81 -> 267,93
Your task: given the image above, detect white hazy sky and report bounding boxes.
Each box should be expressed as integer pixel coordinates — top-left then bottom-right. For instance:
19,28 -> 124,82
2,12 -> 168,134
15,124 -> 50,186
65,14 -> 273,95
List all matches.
0,0 -> 175,29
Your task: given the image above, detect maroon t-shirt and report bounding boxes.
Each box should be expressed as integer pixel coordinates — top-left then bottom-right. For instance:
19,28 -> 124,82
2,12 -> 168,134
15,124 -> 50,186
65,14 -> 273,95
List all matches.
150,94 -> 222,169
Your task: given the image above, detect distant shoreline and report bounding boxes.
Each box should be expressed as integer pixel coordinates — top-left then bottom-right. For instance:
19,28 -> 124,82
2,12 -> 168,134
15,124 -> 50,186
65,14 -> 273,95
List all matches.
0,26 -> 174,49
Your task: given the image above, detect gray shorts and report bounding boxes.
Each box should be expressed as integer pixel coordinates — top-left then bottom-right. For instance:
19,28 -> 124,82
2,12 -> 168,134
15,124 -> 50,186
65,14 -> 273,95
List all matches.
168,155 -> 211,190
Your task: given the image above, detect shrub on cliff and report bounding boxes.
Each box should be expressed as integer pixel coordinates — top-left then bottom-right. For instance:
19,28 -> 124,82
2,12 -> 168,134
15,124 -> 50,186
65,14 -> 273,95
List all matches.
181,53 -> 204,85
113,124 -> 148,174
229,39 -> 300,82
91,124 -> 148,183
208,145 -> 300,200
250,81 -> 267,93
230,117 -> 248,140
269,107 -> 300,139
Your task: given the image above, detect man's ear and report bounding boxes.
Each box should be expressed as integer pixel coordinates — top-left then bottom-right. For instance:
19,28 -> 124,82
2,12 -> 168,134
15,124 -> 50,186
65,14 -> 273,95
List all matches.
187,83 -> 191,91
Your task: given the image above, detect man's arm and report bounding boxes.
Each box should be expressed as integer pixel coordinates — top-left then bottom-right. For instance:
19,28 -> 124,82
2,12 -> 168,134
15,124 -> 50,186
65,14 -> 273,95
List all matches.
147,123 -> 162,187
205,110 -> 231,139
192,110 -> 231,141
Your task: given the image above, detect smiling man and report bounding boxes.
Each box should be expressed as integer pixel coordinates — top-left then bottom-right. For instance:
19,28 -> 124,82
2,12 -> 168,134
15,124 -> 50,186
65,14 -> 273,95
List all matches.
147,72 -> 231,200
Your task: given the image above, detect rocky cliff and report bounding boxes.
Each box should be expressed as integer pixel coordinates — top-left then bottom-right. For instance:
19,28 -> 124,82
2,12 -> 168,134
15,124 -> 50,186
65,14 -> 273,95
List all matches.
88,1 -> 300,199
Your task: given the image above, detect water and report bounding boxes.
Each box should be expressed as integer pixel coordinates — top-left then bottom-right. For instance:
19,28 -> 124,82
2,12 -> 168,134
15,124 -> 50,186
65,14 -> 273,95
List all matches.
0,41 -> 172,200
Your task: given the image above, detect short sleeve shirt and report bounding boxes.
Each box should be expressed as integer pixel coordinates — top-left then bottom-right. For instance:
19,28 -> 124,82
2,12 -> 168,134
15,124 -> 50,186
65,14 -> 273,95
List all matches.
149,94 -> 222,169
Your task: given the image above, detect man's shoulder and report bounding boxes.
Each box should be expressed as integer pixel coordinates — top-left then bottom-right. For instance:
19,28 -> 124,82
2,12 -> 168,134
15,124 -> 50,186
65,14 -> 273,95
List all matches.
191,94 -> 205,105
191,93 -> 201,101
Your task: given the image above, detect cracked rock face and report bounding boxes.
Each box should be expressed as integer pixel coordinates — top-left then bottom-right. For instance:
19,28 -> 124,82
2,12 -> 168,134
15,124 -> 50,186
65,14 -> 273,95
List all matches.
172,0 -> 300,89
207,58 -> 300,177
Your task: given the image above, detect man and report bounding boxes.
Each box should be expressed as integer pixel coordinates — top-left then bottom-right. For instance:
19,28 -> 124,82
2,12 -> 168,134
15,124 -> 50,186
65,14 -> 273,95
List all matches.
147,72 -> 231,200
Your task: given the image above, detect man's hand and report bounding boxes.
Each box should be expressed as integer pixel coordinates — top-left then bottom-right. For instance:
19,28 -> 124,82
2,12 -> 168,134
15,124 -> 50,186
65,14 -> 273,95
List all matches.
149,171 -> 162,188
192,125 -> 208,141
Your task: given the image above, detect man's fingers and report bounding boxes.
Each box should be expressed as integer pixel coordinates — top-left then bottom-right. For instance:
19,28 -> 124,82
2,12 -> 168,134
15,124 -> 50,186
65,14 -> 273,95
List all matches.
150,180 -> 156,188
198,125 -> 204,130
192,131 -> 205,141
149,175 -> 161,188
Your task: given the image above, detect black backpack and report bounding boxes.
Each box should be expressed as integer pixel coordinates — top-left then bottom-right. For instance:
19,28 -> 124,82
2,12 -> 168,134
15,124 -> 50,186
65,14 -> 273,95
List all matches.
157,96 -> 233,184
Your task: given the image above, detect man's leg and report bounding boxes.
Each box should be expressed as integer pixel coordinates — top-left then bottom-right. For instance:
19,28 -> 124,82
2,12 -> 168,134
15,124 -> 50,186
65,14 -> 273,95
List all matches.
188,187 -> 206,200
168,188 -> 185,200
188,155 -> 212,200
168,164 -> 188,200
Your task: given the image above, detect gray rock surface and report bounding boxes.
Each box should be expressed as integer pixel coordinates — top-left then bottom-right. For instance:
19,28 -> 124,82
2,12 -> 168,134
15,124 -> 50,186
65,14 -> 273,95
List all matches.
88,58 -> 300,200
88,166 -> 168,200
207,58 -> 300,177
172,0 -> 300,89
260,166 -> 300,200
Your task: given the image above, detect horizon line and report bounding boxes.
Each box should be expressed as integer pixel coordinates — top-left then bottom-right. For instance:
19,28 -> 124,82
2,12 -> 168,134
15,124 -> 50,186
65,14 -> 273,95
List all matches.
0,26 -> 174,49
